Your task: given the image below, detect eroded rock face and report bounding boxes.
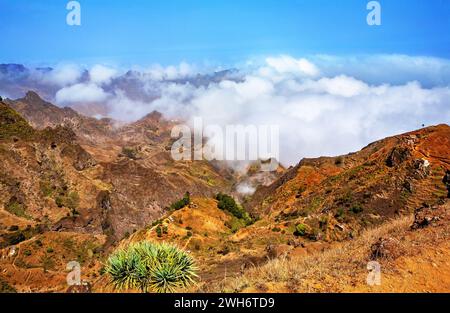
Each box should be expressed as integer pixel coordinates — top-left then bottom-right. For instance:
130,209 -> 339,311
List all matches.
412,159 -> 431,179
386,146 -> 412,167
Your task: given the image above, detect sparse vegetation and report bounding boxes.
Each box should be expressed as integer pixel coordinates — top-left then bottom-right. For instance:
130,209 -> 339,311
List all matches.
8,225 -> 19,232
225,216 -> 247,233
335,156 -> 344,165
0,102 -> 35,140
55,191 -> 80,210
121,146 -> 140,160
212,216 -> 414,293
40,254 -> 56,272
1,225 -> 44,248
5,200 -> 28,219
0,278 -> 16,293
319,217 -> 328,230
105,241 -> 198,293
170,192 -> 191,210
335,207 -> 345,219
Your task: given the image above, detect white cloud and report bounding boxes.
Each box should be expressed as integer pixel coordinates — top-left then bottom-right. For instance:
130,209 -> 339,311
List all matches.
89,65 -> 117,84
55,83 -> 109,103
236,183 -> 256,195
301,75 -> 370,97
44,64 -> 82,86
265,55 -> 320,77
106,90 -> 154,122
144,62 -> 195,80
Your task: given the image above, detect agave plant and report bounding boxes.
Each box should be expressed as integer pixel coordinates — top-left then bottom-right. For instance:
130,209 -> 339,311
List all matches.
104,241 -> 198,293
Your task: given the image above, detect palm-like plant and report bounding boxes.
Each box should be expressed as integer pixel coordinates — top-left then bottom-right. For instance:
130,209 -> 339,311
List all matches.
104,242 -> 198,293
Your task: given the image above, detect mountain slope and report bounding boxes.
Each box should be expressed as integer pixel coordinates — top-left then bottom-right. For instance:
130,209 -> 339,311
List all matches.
3,92 -> 234,239
1,93 -> 449,293
245,124 -> 450,241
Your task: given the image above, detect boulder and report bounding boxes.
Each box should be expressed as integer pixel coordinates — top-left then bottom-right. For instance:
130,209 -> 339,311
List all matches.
411,204 -> 443,229
370,237 -> 402,260
412,159 -> 431,179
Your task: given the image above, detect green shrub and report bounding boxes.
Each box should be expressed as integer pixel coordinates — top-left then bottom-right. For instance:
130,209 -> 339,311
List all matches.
8,225 -> 19,232
121,147 -> 140,160
55,196 -> 65,208
225,217 -> 247,233
40,254 -> 55,271
0,278 -> 16,293
294,223 -> 308,237
170,192 -> 190,211
319,217 -> 328,230
335,207 -> 345,218
349,204 -> 364,214
5,201 -> 28,218
335,156 -> 344,165
55,191 -> 80,210
104,241 -> 198,293
151,219 -> 162,227
46,247 -> 54,253
2,232 -> 26,246
40,180 -> 53,197
67,192 -> 80,210
155,225 -> 163,237
216,193 -> 252,225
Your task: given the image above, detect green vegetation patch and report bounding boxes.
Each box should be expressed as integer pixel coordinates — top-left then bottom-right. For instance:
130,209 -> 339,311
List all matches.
0,277 -> 16,293
293,223 -> 308,237
216,193 -> 252,224
0,102 -> 34,141
121,147 -> 141,160
5,200 -> 29,219
170,192 -> 190,211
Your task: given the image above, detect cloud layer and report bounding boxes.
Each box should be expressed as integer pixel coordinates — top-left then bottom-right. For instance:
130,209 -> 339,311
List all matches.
2,55 -> 450,166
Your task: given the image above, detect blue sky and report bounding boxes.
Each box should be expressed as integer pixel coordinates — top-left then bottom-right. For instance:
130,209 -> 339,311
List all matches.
0,0 -> 449,66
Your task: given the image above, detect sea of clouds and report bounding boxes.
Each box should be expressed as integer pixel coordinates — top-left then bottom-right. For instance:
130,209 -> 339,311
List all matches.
2,54 -> 450,166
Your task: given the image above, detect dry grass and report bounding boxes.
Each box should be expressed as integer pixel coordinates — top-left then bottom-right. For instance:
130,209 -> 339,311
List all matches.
206,215 -> 414,293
